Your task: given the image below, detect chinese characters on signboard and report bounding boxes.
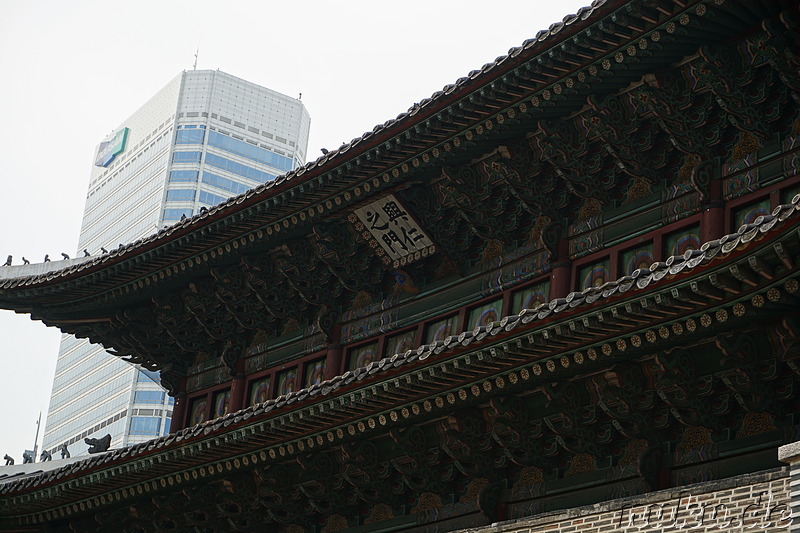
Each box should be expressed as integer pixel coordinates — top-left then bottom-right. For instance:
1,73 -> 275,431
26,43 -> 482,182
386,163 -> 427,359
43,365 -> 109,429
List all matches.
350,194 -> 436,268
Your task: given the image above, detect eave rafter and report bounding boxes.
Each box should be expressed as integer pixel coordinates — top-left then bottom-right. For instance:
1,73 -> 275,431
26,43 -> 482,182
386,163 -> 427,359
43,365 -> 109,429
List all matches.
3,215 -> 800,530
0,1 -> 796,390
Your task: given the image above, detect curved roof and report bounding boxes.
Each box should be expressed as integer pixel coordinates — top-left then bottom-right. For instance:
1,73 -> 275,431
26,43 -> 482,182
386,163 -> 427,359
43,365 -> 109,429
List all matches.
0,0 -> 793,388
0,0 -> 611,294
1,193 -> 798,499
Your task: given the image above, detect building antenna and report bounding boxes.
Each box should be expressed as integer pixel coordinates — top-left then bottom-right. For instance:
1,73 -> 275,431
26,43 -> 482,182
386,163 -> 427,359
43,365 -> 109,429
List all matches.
193,46 -> 199,70
32,412 -> 41,463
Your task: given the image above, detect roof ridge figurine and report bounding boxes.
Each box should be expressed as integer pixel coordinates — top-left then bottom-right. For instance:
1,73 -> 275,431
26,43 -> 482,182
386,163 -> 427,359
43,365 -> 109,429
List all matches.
85,434 -> 111,454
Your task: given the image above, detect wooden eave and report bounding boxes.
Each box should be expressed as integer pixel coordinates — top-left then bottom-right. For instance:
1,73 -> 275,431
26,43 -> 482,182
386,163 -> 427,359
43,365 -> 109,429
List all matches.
0,0 -> 781,315
1,197 -> 798,525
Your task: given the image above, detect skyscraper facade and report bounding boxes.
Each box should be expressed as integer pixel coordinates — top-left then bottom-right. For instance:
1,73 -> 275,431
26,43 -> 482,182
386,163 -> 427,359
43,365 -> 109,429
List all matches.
42,70 -> 310,456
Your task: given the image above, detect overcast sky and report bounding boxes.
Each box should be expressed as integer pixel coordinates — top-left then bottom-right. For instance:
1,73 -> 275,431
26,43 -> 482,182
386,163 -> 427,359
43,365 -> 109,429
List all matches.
0,0 -> 590,461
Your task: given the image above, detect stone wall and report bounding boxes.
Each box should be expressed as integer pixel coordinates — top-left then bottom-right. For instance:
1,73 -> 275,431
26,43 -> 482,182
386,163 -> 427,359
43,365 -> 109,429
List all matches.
464,468 -> 790,533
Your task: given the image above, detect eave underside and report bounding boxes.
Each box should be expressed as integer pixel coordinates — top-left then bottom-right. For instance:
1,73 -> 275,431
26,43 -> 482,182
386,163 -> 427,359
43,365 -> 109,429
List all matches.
1,210 -> 799,531
0,0 -> 795,392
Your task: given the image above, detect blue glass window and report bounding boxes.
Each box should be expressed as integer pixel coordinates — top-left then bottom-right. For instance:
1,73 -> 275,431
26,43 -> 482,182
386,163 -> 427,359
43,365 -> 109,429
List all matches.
163,208 -> 194,221
129,417 -> 161,436
133,390 -> 165,404
201,172 -> 250,195
204,153 -> 275,183
176,129 -> 205,144
199,190 -> 227,206
172,151 -> 201,163
166,189 -> 196,201
169,170 -> 198,183
137,369 -> 160,383
163,418 -> 172,432
208,131 -> 294,172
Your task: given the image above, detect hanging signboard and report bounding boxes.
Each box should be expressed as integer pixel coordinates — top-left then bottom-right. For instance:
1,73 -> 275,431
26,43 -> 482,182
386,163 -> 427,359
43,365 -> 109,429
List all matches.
350,194 -> 436,268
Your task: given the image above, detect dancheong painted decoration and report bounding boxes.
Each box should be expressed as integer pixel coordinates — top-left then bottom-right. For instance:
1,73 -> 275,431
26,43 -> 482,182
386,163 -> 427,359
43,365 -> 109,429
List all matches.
1,0 -> 800,531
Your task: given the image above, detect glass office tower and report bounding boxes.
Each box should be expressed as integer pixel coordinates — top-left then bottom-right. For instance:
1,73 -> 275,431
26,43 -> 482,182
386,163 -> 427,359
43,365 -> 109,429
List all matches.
43,70 -> 310,456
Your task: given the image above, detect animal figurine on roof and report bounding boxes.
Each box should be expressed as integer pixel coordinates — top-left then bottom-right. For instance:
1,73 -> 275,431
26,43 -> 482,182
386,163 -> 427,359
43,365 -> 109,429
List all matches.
22,451 -> 33,464
40,450 -> 52,462
85,434 -> 111,454
60,443 -> 70,459
3,454 -> 13,466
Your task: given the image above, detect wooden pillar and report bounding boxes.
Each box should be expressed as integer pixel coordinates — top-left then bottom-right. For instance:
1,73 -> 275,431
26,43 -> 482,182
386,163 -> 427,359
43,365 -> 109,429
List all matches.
170,392 -> 187,433
326,343 -> 344,380
325,323 -> 343,379
230,373 -> 246,413
549,238 -> 572,301
550,261 -> 572,300
701,179 -> 724,242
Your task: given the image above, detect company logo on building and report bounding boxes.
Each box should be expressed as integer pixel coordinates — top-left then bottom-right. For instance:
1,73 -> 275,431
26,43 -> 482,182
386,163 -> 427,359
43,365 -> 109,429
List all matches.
95,127 -> 129,167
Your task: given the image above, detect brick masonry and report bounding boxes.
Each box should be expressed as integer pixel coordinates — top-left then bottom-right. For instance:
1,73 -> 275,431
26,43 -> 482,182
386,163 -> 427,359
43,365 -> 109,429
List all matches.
779,442 -> 800,532
462,468 -> 790,533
